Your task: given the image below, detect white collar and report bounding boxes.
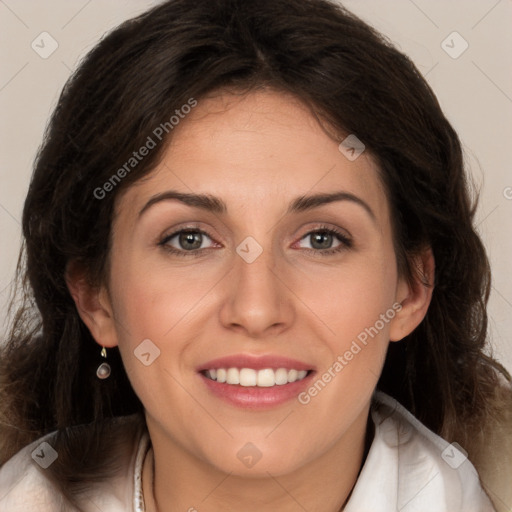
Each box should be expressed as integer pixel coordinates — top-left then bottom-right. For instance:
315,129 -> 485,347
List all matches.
133,427 -> 150,512
344,391 -> 494,511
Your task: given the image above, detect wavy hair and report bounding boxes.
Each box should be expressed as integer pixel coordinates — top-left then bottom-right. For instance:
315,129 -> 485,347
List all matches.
1,0 -> 509,505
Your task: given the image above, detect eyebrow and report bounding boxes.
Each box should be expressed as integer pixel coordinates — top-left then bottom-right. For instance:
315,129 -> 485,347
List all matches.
138,190 -> 376,222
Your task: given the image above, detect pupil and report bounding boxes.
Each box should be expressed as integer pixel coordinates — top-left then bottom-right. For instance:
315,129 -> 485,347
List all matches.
312,232 -> 332,249
180,231 -> 202,250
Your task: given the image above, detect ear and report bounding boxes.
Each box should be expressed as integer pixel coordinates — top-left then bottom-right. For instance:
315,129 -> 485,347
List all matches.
389,247 -> 435,342
65,261 -> 119,348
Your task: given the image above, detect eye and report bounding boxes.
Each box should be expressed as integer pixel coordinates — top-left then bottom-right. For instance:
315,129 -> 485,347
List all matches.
296,227 -> 352,254
159,228 -> 216,255
158,225 -> 351,257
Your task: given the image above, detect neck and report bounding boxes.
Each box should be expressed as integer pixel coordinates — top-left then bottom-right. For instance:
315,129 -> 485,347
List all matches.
142,407 -> 373,512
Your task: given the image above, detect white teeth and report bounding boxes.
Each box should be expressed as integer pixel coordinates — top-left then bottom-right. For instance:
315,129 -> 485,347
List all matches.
239,368 -> 257,387
275,368 -> 289,385
287,369 -> 298,383
257,369 -> 275,387
226,368 -> 240,385
204,367 -> 309,387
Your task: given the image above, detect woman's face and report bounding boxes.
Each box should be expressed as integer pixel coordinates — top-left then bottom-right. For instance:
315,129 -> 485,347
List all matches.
99,90 -> 413,476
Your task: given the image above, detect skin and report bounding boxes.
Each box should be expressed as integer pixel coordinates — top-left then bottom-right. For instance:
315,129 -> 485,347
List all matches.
68,90 -> 433,511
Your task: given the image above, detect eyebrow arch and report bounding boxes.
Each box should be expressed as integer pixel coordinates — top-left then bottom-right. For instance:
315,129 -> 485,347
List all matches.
138,190 -> 376,222
288,191 -> 376,222
139,191 -> 226,217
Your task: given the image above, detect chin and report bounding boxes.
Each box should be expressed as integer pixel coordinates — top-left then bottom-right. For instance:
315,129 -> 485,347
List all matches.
201,441 -> 312,478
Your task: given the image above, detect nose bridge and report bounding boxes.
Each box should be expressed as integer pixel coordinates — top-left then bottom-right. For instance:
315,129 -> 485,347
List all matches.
235,237 -> 283,306
237,240 -> 278,292
220,236 -> 292,335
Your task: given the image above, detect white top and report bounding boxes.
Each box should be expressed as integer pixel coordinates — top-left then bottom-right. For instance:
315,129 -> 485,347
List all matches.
0,392 -> 496,511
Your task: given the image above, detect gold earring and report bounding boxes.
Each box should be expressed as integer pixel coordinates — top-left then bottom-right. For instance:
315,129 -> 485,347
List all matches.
96,346 -> 111,379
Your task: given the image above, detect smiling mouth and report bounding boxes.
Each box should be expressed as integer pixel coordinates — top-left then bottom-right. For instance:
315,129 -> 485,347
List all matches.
201,367 -> 311,387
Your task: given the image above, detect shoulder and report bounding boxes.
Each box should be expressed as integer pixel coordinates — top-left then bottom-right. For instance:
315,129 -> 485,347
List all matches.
467,380 -> 512,512
0,431 -> 65,511
345,391 -> 496,512
0,414 -> 148,512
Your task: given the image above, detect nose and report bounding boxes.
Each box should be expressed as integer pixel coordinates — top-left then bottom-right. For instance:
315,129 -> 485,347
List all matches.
219,245 -> 295,338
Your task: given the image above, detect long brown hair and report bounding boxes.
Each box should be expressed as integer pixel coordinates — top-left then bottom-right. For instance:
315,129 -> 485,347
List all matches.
1,0 -> 509,504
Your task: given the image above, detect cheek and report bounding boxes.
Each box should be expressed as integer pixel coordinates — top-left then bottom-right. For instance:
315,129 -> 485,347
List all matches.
296,249 -> 398,345
292,249 -> 398,403
107,254 -> 225,397
111,252 -> 221,340
294,264 -> 397,443
107,260 -> 208,419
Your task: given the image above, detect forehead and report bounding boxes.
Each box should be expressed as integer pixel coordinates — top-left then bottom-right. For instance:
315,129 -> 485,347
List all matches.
116,90 -> 389,226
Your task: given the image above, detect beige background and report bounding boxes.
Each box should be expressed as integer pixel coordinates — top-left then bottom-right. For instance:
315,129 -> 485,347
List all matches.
0,0 -> 511,372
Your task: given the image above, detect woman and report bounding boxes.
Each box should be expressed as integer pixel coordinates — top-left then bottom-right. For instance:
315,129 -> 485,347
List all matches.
0,0 -> 510,510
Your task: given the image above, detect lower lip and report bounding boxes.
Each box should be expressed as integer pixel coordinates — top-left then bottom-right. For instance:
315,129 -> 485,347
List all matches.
199,372 -> 315,409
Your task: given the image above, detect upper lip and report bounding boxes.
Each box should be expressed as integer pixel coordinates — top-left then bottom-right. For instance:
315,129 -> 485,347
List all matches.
197,354 -> 315,372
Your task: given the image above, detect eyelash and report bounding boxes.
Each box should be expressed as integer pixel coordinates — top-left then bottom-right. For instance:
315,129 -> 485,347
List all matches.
158,224 -> 353,258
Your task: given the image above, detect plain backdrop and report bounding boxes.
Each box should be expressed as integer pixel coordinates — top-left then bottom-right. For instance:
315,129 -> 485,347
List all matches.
0,0 -> 511,372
